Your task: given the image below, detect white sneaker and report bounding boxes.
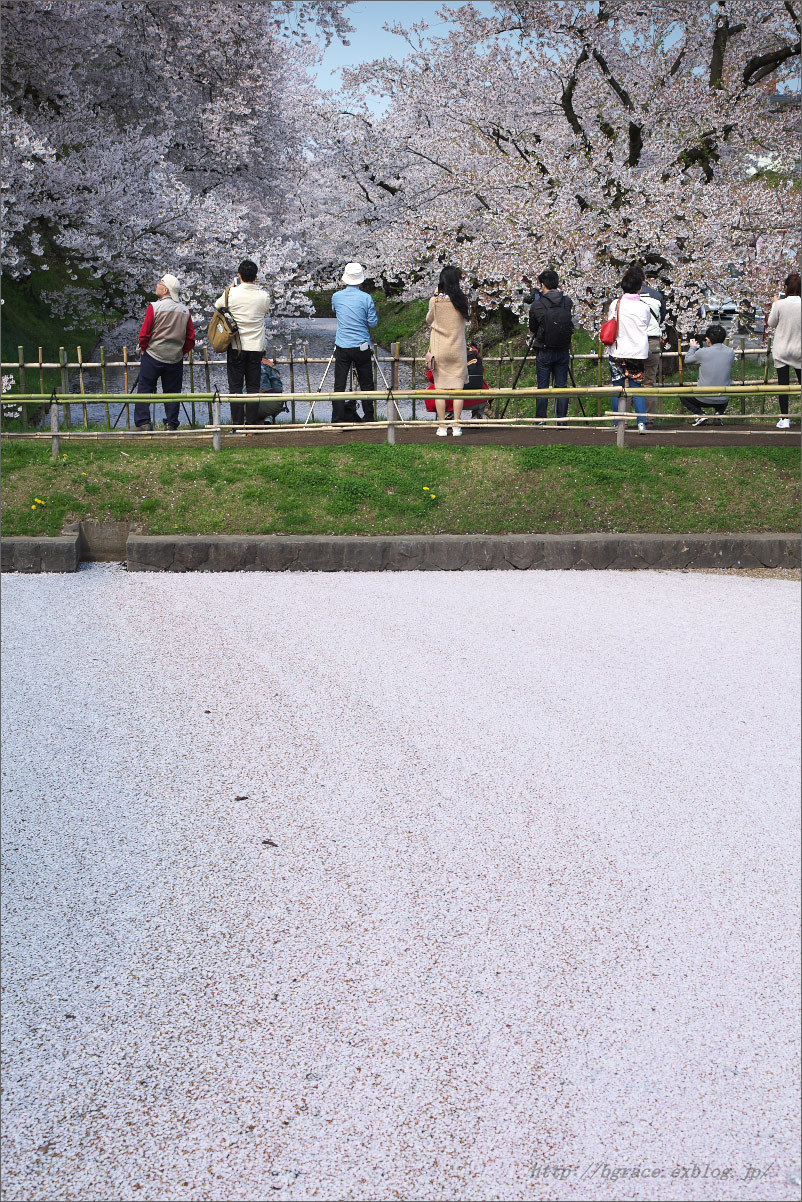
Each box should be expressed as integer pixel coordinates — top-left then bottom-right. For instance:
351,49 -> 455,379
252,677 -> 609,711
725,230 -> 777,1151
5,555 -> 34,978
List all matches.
452,426 -> 463,437
436,426 -> 448,437
637,422 -> 647,435
776,417 -> 791,429
692,416 -> 708,426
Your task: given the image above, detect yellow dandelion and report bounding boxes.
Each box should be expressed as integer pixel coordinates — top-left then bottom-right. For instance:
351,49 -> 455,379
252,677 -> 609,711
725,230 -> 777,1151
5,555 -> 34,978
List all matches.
81,472 -> 87,477
34,498 -> 45,505
31,504 -> 36,510
423,486 -> 429,491
430,493 -> 437,499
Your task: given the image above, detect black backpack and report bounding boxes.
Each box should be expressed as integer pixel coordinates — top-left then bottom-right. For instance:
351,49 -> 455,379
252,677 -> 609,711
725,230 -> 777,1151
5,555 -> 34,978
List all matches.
534,293 -> 573,348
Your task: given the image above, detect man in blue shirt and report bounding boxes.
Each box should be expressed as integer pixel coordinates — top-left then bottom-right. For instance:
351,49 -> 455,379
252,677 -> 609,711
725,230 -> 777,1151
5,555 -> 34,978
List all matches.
331,262 -> 379,422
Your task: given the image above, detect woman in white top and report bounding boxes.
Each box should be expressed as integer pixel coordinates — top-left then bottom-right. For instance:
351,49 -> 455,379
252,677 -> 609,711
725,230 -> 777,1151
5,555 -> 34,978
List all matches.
767,272 -> 801,429
605,266 -> 651,434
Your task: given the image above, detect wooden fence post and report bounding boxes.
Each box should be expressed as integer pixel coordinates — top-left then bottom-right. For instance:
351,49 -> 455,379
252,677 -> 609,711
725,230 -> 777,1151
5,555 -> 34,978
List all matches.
386,342 -> 401,445
188,349 -> 196,426
616,389 -> 627,449
597,338 -> 604,415
77,346 -> 89,427
18,347 -> 27,428
411,354 -> 417,419
100,347 -> 110,427
123,346 -> 131,427
50,393 -> 60,459
59,348 -> 70,428
288,344 -> 296,421
212,394 -> 222,451
203,347 -> 212,423
38,346 -> 44,394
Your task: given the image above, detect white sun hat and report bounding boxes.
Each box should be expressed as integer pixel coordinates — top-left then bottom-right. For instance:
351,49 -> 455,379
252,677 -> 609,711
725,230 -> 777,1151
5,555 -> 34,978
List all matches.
160,273 -> 181,301
341,262 -> 366,285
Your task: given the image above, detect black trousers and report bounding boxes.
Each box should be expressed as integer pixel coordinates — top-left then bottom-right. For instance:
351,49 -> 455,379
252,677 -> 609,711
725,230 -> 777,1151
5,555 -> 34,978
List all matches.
134,352 -> 183,428
777,364 -> 801,414
227,348 -> 262,425
332,346 -> 375,422
682,397 -> 728,416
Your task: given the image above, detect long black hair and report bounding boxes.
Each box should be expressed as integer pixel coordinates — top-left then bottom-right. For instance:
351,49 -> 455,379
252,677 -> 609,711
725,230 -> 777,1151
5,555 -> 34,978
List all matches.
437,265 -> 470,320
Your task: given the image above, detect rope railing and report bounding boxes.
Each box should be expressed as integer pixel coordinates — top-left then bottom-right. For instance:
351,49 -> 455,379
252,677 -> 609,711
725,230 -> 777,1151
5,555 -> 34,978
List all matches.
2,383 -> 798,456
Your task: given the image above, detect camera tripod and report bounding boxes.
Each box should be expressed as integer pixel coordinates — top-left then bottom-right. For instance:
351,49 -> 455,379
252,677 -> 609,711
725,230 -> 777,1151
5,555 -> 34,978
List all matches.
498,337 -> 585,419
305,344 -> 392,426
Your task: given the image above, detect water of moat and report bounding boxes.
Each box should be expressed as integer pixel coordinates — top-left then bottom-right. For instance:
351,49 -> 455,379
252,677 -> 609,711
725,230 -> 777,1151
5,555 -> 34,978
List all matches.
61,318 -> 434,426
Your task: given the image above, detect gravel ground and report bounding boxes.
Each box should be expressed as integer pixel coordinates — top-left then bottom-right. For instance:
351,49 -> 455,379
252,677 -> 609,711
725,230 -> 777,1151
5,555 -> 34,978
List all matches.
1,566 -> 800,1202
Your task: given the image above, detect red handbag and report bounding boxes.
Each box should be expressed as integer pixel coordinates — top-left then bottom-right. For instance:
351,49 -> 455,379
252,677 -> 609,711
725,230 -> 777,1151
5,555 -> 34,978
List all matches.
600,298 -> 621,346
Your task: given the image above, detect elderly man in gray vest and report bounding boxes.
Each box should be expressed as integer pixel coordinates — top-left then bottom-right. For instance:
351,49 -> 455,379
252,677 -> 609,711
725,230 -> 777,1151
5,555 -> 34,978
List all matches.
135,274 -> 196,430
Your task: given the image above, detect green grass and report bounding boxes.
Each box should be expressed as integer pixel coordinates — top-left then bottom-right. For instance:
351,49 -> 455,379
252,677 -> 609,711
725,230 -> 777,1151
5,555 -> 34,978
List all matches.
2,441 -> 798,537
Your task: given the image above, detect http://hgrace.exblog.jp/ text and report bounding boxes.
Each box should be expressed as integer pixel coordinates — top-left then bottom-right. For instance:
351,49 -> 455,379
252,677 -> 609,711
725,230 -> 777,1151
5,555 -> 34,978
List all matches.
532,1162 -> 777,1184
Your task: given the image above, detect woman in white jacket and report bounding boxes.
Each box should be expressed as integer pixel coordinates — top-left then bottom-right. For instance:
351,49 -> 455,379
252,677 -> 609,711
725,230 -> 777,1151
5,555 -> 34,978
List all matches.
767,272 -> 801,429
605,265 -> 651,434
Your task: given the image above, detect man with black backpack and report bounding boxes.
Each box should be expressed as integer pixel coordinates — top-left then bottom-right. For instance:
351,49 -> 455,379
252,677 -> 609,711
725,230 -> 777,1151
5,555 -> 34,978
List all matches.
528,270 -> 574,421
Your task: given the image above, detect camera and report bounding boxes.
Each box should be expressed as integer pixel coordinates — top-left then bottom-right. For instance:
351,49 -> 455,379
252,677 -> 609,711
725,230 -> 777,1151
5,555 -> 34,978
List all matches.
522,287 -> 542,306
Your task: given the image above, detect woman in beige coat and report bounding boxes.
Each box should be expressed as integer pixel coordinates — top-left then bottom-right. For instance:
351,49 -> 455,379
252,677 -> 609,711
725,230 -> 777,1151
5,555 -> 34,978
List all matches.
426,265 -> 470,436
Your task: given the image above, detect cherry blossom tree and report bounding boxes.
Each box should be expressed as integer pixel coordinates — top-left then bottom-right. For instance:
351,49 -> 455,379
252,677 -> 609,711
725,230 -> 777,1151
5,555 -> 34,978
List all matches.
310,0 -> 800,325
1,0 -> 352,324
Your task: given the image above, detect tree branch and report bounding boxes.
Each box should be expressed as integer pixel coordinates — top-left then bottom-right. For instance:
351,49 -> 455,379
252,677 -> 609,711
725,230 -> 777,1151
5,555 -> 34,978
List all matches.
743,40 -> 801,86
560,47 -> 590,142
591,48 -> 634,111
708,15 -> 747,89
628,121 -> 643,168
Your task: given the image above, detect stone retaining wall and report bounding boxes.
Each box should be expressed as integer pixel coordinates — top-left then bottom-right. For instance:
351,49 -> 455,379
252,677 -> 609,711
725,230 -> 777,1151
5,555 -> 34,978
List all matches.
1,535 -> 81,573
124,533 -> 801,573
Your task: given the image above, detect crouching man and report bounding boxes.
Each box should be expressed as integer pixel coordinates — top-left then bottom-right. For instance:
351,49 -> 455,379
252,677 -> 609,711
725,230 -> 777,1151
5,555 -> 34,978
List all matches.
683,325 -> 735,426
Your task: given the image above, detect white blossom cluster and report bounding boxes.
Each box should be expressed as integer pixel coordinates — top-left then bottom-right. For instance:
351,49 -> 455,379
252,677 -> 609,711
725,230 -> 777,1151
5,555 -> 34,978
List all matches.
1,0 -> 351,325
305,0 -> 800,325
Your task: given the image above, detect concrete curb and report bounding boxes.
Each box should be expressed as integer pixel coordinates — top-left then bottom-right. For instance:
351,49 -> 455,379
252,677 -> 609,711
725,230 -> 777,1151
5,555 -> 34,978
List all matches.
1,534 -> 81,573
3,533 -> 798,574
124,533 -> 801,573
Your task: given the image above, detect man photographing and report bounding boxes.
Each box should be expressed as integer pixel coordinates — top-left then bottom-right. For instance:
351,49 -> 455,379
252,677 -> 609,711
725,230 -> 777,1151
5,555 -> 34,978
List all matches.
214,259 -> 270,430
331,262 -> 379,423
527,270 -> 574,421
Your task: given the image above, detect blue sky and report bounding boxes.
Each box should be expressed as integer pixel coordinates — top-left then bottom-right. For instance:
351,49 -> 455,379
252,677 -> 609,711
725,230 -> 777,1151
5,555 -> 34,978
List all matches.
315,1 -> 497,90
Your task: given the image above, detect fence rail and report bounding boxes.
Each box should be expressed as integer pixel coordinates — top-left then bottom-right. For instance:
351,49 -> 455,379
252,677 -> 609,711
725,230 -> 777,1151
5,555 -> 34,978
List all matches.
2,383 -> 799,457
0,340 -> 777,378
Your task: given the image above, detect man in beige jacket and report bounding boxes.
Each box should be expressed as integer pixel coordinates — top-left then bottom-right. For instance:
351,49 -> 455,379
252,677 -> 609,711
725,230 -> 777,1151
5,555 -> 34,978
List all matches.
214,259 -> 270,429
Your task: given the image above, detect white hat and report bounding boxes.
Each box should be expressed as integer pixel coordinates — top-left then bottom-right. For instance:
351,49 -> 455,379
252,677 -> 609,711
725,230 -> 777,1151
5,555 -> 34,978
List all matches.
341,262 -> 366,286
160,273 -> 181,301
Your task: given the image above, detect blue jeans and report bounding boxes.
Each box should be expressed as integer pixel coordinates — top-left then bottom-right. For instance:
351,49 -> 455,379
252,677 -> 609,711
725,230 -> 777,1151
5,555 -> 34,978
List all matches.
609,358 -> 647,425
135,352 -> 183,428
536,347 -> 570,418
